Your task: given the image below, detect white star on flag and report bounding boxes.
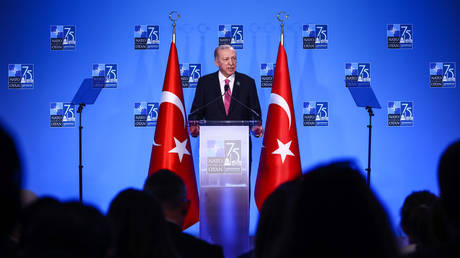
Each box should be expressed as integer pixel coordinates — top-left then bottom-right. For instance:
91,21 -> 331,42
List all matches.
272,139 -> 295,163
169,137 -> 190,162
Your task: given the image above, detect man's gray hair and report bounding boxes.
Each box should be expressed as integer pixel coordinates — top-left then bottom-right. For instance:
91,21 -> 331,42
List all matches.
214,45 -> 235,59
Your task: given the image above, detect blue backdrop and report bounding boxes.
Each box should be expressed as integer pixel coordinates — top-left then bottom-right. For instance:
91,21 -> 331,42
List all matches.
1,0 -> 459,237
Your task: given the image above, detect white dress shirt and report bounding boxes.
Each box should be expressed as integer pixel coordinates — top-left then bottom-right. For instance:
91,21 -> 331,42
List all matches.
218,71 -> 235,103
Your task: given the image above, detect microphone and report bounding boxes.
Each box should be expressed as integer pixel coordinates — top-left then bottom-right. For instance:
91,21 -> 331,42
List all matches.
226,81 -> 261,121
188,85 -> 228,118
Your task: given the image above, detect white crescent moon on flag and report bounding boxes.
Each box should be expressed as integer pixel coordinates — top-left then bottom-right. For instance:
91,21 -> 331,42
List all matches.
270,93 -> 291,130
161,91 -> 186,128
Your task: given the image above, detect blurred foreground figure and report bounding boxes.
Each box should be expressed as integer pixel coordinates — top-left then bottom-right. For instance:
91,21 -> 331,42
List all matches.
266,162 -> 399,258
107,188 -> 178,258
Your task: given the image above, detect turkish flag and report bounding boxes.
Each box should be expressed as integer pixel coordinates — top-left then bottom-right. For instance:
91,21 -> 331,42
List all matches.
148,42 -> 199,229
255,43 -> 302,210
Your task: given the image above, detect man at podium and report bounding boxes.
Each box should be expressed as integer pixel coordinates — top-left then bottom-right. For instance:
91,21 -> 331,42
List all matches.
188,45 -> 263,137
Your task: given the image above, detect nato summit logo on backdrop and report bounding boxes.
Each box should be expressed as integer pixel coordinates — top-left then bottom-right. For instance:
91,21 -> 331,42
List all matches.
388,101 -> 414,127
430,62 -> 456,88
180,63 -> 201,88
134,102 -> 159,127
260,63 -> 275,88
218,25 -> 243,49
92,64 -> 118,88
302,24 -> 328,49
345,63 -> 371,87
50,25 -> 76,50
50,102 -> 75,128
303,101 -> 329,126
387,24 -> 413,49
8,64 -> 34,89
134,25 -> 159,49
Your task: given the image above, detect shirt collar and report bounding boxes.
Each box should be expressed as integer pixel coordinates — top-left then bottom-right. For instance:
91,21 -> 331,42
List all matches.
218,71 -> 235,83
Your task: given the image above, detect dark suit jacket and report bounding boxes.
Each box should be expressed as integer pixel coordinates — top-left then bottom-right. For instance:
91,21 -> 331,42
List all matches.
189,71 -> 262,121
167,221 -> 224,258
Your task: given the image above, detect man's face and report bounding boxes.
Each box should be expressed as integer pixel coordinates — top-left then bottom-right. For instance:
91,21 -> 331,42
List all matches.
215,48 -> 237,77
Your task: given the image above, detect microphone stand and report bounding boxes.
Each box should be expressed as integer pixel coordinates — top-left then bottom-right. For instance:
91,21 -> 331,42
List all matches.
365,106 -> 373,186
188,88 -> 228,119
77,103 -> 85,203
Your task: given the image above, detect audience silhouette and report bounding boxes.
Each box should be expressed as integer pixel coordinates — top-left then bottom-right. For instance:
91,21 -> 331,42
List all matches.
20,199 -> 111,258
252,179 -> 299,258
107,188 -> 178,258
3,119 -> 460,258
400,190 -> 448,254
144,169 -> 224,258
266,161 -> 400,258
0,126 -> 22,258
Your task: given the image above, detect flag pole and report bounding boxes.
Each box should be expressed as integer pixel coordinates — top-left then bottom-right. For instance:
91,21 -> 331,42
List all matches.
169,11 -> 180,43
277,11 -> 289,45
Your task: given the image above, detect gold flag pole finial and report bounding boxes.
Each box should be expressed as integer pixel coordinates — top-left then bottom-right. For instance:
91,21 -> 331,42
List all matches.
169,11 -> 181,43
277,12 -> 289,45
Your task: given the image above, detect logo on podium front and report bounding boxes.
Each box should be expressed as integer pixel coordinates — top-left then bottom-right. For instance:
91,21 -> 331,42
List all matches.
345,63 -> 370,87
303,101 -> 329,126
430,62 -> 456,88
207,140 -> 242,173
260,63 -> 275,88
50,25 -> 76,50
302,24 -> 328,49
92,64 -> 118,88
50,102 -> 75,128
387,24 -> 413,49
388,101 -> 414,127
8,64 -> 34,89
180,63 -> 201,88
218,24 -> 243,49
134,102 -> 159,127
134,25 -> 159,49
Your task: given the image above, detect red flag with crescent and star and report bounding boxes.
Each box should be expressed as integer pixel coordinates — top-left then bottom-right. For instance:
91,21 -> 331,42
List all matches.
255,43 -> 302,210
148,42 -> 199,229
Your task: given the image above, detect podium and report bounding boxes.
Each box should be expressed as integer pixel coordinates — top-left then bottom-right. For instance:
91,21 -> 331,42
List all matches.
198,120 -> 256,258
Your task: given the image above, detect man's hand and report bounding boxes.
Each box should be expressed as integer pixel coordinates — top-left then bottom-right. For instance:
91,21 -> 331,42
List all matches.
251,125 -> 263,138
189,121 -> 200,137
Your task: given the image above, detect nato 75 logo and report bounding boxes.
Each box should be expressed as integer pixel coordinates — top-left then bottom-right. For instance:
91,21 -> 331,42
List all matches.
387,24 -> 412,49
345,63 -> 370,87
260,63 -> 275,88
180,63 -> 201,88
224,140 -> 242,173
303,101 -> 328,126
388,101 -> 413,127
134,102 -> 159,127
8,64 -> 34,89
92,64 -> 118,88
218,24 -> 243,49
430,62 -> 456,88
134,25 -> 159,49
50,25 -> 76,50
50,102 -> 75,128
302,24 -> 328,49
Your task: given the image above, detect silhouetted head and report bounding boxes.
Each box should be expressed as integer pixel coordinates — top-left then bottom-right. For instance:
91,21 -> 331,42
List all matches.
438,140 -> 460,227
400,190 -> 440,247
21,199 -> 111,258
438,140 -> 460,231
107,188 -> 177,258
0,125 -> 22,236
268,161 -> 398,258
254,179 -> 300,258
144,170 -> 190,227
